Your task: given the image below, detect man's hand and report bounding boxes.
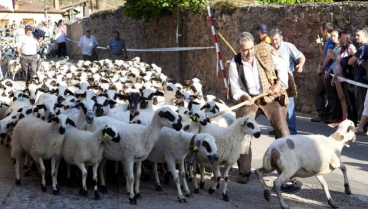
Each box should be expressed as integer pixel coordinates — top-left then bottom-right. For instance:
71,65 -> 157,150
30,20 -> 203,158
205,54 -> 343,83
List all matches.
316,64 -> 322,75
296,64 -> 303,73
271,82 -> 282,95
240,94 -> 253,106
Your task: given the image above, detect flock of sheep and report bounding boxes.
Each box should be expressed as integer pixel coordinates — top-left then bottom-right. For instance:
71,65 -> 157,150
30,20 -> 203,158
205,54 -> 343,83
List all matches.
0,37 -> 358,208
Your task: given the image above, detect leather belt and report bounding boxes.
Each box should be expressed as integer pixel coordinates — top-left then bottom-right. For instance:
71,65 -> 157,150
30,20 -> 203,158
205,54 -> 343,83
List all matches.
21,54 -> 36,56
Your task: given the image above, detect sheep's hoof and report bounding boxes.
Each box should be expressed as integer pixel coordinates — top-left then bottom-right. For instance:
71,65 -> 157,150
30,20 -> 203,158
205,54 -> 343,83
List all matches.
135,193 -> 142,199
178,197 -> 187,203
187,177 -> 193,182
216,183 -> 220,189
100,186 -> 107,193
208,187 -> 215,194
185,192 -> 193,198
129,196 -> 137,205
328,199 -> 338,208
53,189 -> 59,195
344,183 -> 351,195
194,188 -> 199,194
24,171 -> 31,177
23,165 -> 28,170
41,185 -> 46,192
199,182 -> 205,189
222,191 -> 229,202
15,179 -> 21,185
264,189 -> 271,201
79,188 -> 88,197
156,185 -> 163,192
94,190 -> 101,201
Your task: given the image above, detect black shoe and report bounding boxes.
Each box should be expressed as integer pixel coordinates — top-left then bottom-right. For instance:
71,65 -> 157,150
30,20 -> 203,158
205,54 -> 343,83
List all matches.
268,130 -> 275,135
236,173 -> 250,184
311,116 -> 327,122
324,118 -> 338,124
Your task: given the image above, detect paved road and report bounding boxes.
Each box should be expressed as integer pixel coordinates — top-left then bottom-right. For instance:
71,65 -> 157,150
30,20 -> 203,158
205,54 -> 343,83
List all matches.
0,113 -> 368,209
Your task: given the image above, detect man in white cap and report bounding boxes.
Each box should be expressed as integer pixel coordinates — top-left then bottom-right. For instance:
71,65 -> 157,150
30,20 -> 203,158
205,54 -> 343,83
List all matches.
78,28 -> 99,61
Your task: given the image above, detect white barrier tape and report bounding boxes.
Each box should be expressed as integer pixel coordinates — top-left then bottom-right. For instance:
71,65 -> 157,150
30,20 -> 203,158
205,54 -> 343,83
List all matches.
67,38 -> 214,52
330,73 -> 368,89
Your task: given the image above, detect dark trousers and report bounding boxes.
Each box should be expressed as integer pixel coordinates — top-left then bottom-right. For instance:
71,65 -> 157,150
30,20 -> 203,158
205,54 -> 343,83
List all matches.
323,75 -> 342,120
20,55 -> 37,85
355,86 -> 367,120
236,100 -> 289,175
343,83 -> 358,125
314,74 -> 328,119
57,42 -> 67,57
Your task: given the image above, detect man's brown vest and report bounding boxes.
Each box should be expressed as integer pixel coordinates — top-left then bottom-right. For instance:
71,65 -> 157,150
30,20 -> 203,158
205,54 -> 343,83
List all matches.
234,43 -> 297,105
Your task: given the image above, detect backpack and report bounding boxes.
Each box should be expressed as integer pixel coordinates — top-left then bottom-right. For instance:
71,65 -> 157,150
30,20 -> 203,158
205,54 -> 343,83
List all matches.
354,45 -> 368,84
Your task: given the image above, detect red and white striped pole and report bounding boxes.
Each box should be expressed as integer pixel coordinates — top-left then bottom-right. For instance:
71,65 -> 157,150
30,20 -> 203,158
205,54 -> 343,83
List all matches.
207,6 -> 228,89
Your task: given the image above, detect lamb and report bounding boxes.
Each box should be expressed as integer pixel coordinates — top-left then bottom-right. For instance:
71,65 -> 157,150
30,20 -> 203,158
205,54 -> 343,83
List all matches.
188,111 -> 261,202
6,59 -> 22,81
255,120 -> 356,209
88,107 -> 182,205
147,129 -> 219,203
63,123 -> 121,200
11,114 -> 76,194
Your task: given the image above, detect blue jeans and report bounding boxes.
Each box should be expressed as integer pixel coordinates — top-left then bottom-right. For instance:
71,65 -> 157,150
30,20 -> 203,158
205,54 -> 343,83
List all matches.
287,97 -> 297,135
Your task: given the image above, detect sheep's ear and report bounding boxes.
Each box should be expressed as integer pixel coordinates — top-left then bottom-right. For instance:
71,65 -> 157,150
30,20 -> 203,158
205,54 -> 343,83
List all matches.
214,98 -> 224,104
66,89 -> 74,96
66,118 -> 76,127
22,94 -> 29,99
215,105 -> 220,112
154,91 -> 164,96
166,86 -> 173,91
206,117 -> 211,123
331,133 -> 344,140
108,99 -> 117,105
200,104 -> 209,110
116,93 -> 129,100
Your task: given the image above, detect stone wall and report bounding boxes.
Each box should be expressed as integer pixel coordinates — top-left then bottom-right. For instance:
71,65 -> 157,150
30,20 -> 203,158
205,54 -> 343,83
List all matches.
68,2 -> 368,112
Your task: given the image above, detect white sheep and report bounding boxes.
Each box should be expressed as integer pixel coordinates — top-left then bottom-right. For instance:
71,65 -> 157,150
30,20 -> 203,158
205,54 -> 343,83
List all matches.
147,129 -> 219,203
11,114 -> 76,194
188,111 -> 261,202
88,107 -> 182,205
6,60 -> 22,81
255,120 -> 356,209
63,124 -> 121,200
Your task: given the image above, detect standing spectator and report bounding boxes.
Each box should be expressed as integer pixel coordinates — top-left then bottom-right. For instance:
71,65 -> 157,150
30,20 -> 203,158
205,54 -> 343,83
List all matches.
229,32 -> 295,184
328,31 -> 356,125
78,28 -> 99,61
254,23 -> 271,44
16,24 -> 25,37
4,25 -> 11,37
348,28 -> 368,122
55,28 -> 67,57
48,20 -> 54,38
59,20 -> 67,35
106,31 -> 128,60
17,26 -> 43,87
312,22 -> 336,123
0,45 -> 3,79
42,22 -> 50,38
269,29 -> 305,135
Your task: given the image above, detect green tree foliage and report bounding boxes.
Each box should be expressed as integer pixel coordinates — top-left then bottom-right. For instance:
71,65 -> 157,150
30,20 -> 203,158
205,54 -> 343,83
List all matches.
123,0 -> 206,20
258,0 -> 333,3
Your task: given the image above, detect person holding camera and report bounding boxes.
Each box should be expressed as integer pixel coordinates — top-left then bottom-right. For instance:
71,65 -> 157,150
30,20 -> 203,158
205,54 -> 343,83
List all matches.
17,25 -> 43,87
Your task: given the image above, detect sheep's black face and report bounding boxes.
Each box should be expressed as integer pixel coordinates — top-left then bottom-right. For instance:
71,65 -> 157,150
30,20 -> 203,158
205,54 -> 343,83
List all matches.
102,126 -> 120,143
57,96 -> 64,104
30,99 -> 35,104
207,154 -> 219,164
175,90 -> 183,99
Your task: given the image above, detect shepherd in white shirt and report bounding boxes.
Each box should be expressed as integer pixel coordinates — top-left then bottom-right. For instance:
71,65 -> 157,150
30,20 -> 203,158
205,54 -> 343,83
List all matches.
16,25 -> 43,86
78,28 -> 99,61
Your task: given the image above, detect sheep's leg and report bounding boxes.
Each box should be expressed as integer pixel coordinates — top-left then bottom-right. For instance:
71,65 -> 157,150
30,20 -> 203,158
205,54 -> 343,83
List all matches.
273,172 -> 292,209
192,161 -> 200,193
134,161 -> 142,199
12,151 -> 22,185
316,175 -> 338,208
255,168 -> 273,201
127,161 -> 137,205
23,153 -> 29,169
122,161 -> 130,194
209,166 -> 221,195
167,159 -> 186,203
180,162 -> 192,198
186,164 -> 193,182
199,164 -> 205,189
51,158 -> 58,195
92,163 -> 101,200
55,159 -> 60,192
339,164 -> 351,195
98,158 -> 108,193
76,163 -> 88,197
38,158 -> 47,192
153,163 -> 163,191
222,165 -> 232,201
114,161 -> 119,175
